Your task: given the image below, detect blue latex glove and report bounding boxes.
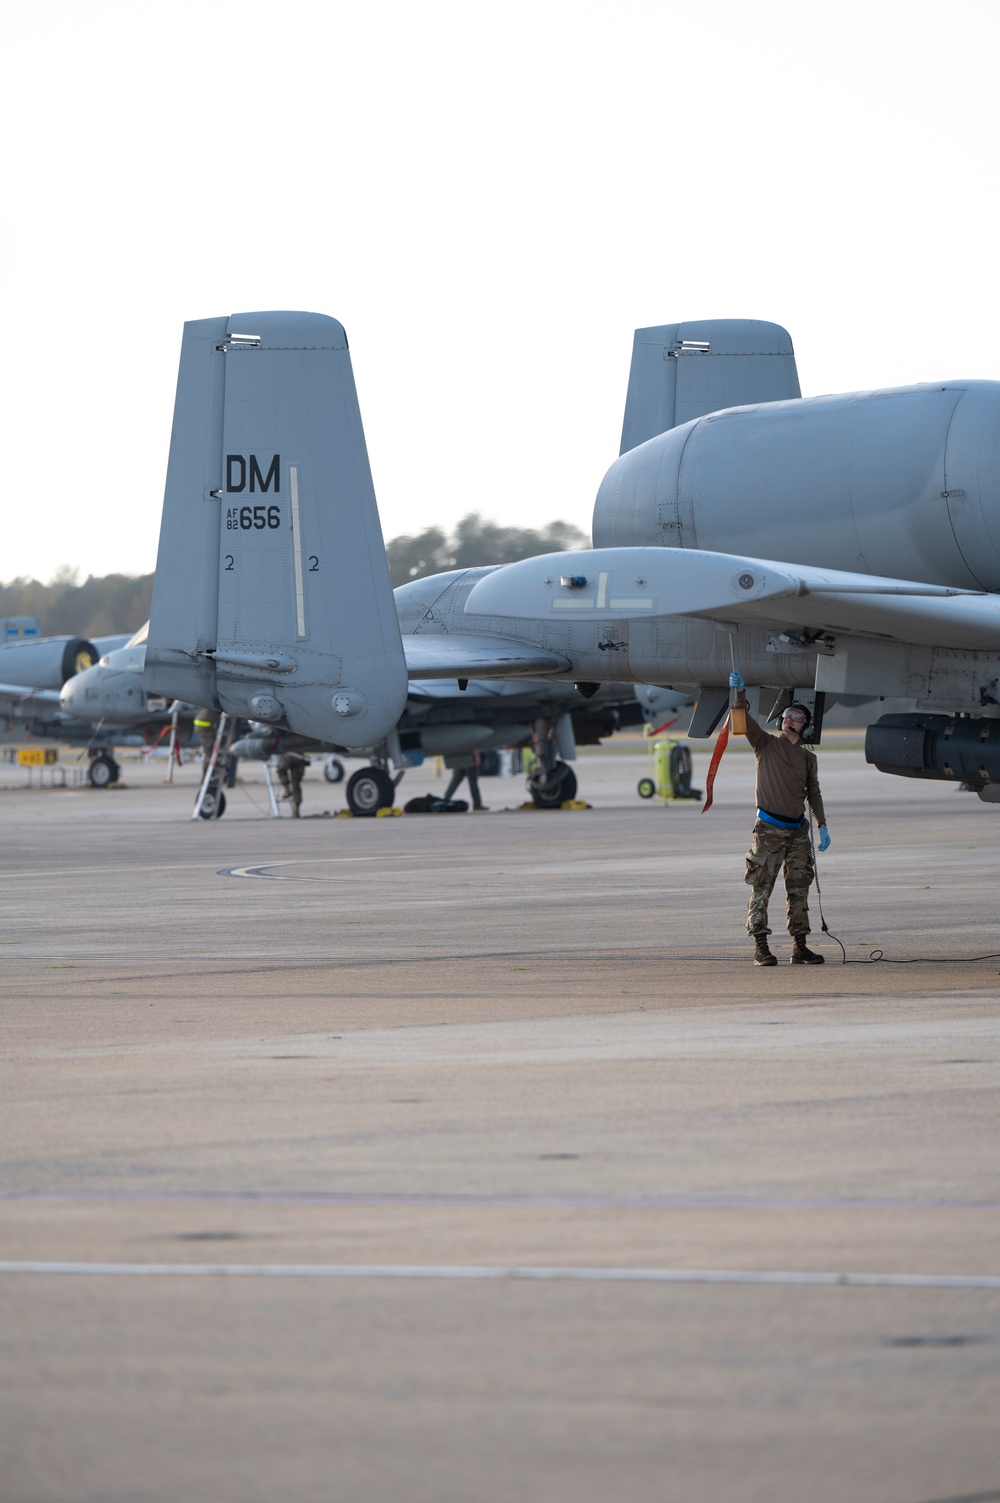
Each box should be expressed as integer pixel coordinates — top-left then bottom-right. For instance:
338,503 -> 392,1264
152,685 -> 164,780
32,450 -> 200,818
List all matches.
729,669 -> 744,689
818,826 -> 831,852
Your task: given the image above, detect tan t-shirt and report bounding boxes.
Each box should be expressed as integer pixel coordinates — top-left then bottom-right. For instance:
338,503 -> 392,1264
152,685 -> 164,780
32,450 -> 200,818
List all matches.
742,710 -> 826,826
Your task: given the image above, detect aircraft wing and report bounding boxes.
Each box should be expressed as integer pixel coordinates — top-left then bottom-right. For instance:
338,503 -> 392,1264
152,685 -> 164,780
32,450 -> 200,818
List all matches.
0,683 -> 63,707
403,634 -> 569,679
665,553 -> 995,652
688,556 -> 998,652
463,547 -> 997,653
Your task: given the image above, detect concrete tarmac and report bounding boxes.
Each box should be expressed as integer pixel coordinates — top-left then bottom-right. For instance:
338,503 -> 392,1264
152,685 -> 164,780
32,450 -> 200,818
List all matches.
0,745 -> 998,1502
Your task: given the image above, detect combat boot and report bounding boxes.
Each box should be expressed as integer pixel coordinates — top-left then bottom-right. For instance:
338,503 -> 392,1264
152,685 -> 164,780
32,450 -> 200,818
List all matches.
790,935 -> 824,965
753,934 -> 777,967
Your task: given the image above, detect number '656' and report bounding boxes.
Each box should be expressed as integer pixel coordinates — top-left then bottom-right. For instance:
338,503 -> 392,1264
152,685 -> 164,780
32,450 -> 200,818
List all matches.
240,506 -> 281,530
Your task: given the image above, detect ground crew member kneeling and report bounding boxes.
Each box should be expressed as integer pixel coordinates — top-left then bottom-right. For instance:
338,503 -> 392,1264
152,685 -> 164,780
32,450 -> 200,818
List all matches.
729,670 -> 831,967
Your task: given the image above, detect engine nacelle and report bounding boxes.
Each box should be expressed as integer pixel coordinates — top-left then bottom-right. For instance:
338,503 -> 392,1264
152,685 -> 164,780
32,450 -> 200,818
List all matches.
0,635 -> 99,690
594,381 -> 1000,592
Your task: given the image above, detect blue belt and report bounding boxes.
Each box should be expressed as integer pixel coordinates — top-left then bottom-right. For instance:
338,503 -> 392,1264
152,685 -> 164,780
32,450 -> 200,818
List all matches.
757,808 -> 805,830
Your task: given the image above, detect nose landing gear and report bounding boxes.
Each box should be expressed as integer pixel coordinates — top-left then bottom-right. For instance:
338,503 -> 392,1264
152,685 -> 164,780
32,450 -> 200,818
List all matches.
87,752 -> 120,788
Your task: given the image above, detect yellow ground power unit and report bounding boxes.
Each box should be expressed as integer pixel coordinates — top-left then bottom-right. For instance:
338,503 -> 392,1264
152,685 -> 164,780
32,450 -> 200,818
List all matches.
637,733 -> 700,804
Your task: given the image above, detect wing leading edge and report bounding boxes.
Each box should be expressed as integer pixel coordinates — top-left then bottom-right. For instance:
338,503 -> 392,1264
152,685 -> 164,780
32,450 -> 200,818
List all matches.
462,547 -> 993,654
0,684 -> 62,707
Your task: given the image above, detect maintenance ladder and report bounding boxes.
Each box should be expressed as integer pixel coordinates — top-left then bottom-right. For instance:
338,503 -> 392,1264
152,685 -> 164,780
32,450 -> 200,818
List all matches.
190,714 -> 290,820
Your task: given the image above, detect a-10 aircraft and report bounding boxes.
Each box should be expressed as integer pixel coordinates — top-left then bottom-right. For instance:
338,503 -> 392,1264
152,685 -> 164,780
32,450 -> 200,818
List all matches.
229,679 -> 691,814
0,628 -> 138,782
144,310 -> 1000,805
54,622 -> 202,784
66,617 -> 689,811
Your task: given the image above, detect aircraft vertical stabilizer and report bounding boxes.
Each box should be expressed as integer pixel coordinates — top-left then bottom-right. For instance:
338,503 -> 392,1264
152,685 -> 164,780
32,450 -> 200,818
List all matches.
619,319 -> 800,454
145,312 -> 408,748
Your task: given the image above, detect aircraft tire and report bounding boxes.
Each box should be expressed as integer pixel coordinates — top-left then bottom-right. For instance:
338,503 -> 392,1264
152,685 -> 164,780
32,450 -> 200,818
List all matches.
88,754 -> 119,788
529,761 -> 577,809
347,766 -> 395,817
198,789 -> 227,819
637,776 -> 656,799
324,757 -> 346,784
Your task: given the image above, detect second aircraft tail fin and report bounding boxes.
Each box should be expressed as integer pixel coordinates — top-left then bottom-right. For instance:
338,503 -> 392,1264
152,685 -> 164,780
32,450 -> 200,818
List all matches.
619,318 -> 800,454
145,311 -> 407,748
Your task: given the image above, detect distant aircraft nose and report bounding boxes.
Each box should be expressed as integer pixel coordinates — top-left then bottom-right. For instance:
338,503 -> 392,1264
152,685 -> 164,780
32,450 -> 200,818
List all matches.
59,665 -> 94,716
60,660 -> 147,722
61,662 -> 117,717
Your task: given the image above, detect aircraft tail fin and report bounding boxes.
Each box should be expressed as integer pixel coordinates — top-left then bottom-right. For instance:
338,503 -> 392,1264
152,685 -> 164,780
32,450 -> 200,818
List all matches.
619,318 -> 800,454
145,312 -> 407,747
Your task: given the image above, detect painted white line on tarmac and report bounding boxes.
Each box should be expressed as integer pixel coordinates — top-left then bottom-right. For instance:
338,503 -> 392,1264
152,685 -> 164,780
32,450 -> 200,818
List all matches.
0,1263 -> 998,1288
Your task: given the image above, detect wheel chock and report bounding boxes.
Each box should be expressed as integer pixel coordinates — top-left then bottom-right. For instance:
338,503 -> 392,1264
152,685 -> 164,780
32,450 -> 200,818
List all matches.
516,799 -> 591,812
375,806 -> 405,817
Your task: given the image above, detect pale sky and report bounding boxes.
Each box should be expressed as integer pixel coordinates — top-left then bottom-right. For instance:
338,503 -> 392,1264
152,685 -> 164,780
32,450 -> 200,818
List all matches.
3,0 -> 998,583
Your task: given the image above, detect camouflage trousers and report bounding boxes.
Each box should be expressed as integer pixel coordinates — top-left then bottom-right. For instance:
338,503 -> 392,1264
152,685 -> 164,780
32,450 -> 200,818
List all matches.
277,753 -> 306,809
744,820 -> 814,938
196,724 -> 218,771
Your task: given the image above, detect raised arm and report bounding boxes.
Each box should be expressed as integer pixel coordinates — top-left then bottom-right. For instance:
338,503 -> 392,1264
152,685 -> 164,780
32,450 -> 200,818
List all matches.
740,703 -> 768,750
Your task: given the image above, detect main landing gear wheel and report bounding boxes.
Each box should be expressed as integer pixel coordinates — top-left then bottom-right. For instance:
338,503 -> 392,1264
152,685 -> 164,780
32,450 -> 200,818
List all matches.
198,789 -> 227,819
324,757 -> 346,784
346,765 -> 395,817
528,761 -> 577,809
88,753 -> 120,788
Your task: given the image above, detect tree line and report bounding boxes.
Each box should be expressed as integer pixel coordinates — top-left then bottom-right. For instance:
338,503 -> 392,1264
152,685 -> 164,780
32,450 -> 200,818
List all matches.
1,513 -> 588,638
0,567 -> 155,641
